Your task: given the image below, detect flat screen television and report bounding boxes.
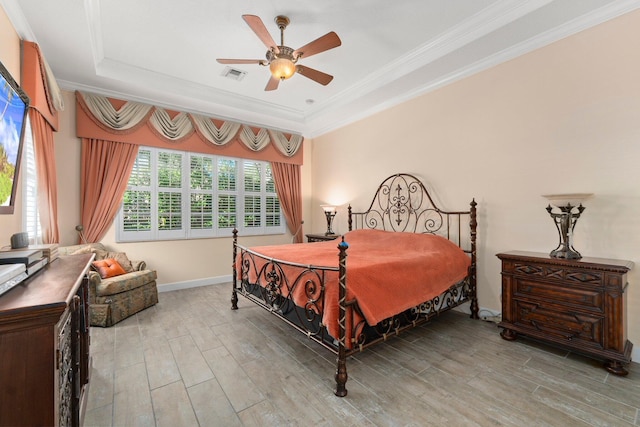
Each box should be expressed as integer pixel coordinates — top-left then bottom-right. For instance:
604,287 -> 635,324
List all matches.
0,59 -> 30,214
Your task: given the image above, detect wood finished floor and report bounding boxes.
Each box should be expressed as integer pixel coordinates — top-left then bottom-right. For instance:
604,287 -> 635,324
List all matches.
84,284 -> 640,426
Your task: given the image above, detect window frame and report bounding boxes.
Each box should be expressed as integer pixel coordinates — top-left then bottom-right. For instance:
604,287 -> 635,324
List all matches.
116,146 -> 285,242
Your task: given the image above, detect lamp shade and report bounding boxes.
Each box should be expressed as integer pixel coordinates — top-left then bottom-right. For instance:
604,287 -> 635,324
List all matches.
321,205 -> 336,213
542,193 -> 593,207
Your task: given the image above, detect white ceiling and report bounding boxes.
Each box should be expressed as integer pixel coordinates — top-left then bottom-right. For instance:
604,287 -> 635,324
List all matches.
2,0 -> 639,137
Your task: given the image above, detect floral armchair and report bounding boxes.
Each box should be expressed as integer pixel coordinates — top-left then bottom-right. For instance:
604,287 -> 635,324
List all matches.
59,243 -> 158,327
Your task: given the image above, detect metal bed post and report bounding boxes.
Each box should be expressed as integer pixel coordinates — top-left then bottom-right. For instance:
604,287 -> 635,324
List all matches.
231,228 -> 239,310
334,237 -> 349,397
469,199 -> 478,319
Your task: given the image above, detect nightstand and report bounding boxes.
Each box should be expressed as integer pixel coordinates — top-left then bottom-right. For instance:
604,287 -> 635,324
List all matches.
497,251 -> 633,375
306,233 -> 339,243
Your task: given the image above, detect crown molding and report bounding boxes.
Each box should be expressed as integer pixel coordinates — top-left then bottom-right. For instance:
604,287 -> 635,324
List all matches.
305,0 -> 640,137
0,0 -> 36,40
5,0 -> 640,138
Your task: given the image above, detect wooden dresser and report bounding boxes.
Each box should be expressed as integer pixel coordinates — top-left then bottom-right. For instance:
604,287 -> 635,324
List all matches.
497,251 -> 633,375
0,254 -> 92,426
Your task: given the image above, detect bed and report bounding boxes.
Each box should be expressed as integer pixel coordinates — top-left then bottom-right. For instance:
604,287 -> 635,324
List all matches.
232,173 -> 478,396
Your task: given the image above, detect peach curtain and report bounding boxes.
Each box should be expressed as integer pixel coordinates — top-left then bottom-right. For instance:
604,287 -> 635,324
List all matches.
21,41 -> 63,243
271,162 -> 303,243
21,41 -> 61,130
29,110 -> 60,243
80,138 -> 139,243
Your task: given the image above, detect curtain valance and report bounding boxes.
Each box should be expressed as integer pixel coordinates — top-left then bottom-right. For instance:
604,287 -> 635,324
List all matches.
22,41 -> 64,130
76,91 -> 303,164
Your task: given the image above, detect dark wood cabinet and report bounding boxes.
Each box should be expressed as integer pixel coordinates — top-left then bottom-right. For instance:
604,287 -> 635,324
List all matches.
497,251 -> 633,375
0,254 -> 92,426
306,233 -> 339,242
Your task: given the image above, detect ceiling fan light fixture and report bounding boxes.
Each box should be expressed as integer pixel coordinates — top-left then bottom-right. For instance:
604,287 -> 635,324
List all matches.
270,57 -> 296,80
219,15 -> 341,90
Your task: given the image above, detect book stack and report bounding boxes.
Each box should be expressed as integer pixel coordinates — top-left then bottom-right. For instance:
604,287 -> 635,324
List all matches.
1,243 -> 59,263
26,244 -> 59,263
0,264 -> 28,296
0,249 -> 48,277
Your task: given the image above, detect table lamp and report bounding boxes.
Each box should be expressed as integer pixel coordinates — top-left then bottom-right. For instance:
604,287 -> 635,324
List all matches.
543,193 -> 593,259
321,205 -> 336,235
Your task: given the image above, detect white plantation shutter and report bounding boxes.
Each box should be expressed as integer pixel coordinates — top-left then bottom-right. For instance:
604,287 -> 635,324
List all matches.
22,117 -> 41,244
217,158 -> 237,230
189,155 -> 214,236
117,147 -> 283,242
157,151 -> 183,236
266,196 -> 281,228
265,166 -> 281,227
121,149 -> 153,240
190,155 -> 214,230
243,161 -> 262,229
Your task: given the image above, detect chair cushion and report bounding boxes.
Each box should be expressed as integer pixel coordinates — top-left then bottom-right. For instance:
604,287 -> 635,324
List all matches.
92,258 -> 127,279
96,270 -> 157,297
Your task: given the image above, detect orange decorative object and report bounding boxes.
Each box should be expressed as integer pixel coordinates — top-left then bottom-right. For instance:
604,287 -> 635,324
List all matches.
92,258 -> 126,279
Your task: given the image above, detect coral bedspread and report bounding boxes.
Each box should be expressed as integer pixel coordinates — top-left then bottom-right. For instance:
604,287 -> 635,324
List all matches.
240,229 -> 471,344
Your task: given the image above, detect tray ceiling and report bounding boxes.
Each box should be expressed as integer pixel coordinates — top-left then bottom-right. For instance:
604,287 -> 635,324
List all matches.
2,0 -> 639,137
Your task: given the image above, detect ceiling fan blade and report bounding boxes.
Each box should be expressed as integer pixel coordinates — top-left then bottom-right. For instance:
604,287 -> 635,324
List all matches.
265,76 -> 280,91
242,15 -> 279,54
293,32 -> 341,59
295,65 -> 334,86
216,59 -> 265,65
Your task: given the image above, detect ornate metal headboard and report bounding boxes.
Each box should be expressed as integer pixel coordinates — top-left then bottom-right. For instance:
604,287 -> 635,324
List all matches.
347,173 -> 477,253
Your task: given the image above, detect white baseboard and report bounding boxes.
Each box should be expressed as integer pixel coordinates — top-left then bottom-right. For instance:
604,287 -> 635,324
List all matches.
157,275 -> 232,292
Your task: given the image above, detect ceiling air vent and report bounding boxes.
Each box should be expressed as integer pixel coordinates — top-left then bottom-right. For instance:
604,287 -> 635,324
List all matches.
221,67 -> 247,81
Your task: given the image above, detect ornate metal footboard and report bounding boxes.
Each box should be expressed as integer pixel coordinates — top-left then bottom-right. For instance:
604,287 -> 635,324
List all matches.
232,239 -> 342,350
231,173 -> 478,397
231,232 -> 351,396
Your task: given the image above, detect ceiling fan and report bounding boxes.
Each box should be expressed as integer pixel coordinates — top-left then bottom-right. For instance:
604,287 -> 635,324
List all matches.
217,15 -> 341,91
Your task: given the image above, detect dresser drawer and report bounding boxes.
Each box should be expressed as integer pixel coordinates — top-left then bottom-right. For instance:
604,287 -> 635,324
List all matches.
513,300 -> 604,350
514,278 -> 603,313
512,262 -> 605,288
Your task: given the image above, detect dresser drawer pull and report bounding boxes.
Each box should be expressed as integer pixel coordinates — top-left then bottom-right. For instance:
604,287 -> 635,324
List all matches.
530,320 -> 578,341
530,320 -> 541,331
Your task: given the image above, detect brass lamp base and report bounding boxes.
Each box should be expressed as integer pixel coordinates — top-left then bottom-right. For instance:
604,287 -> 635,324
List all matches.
324,211 -> 336,235
546,203 -> 585,260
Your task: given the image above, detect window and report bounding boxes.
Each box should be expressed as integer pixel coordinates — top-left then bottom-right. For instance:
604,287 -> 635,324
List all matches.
21,116 -> 42,244
117,147 -> 284,242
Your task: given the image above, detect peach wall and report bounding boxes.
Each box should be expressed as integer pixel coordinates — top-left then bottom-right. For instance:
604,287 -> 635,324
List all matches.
0,7 -> 23,246
312,10 -> 640,360
0,7 -> 19,78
